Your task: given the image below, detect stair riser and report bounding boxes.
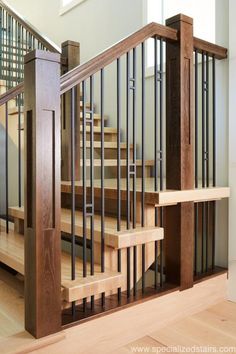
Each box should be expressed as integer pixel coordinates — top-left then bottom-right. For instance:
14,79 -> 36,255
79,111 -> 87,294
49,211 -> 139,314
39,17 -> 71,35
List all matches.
78,166 -> 152,179
80,132 -> 117,142
85,148 -> 132,159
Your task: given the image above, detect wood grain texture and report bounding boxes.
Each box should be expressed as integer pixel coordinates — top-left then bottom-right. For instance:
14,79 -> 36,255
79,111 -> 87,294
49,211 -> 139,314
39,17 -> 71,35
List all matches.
24,50 -> 61,338
194,37 -> 227,59
8,206 -> 163,249
60,22 -> 178,93
62,271 -> 123,302
61,40 -> 81,181
165,14 -> 194,290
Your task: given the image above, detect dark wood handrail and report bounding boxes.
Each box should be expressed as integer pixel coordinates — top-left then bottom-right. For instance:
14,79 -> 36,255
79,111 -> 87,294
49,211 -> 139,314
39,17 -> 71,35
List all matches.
60,22 -> 178,94
193,37 -> 227,60
0,22 -> 228,106
0,82 -> 24,106
0,0 -> 61,53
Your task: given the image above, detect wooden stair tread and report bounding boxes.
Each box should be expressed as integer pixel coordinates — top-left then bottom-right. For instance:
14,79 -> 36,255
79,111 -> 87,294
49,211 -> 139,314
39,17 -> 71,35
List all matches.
80,141 -> 132,149
80,126 -> 117,134
61,178 -> 230,205
79,159 -> 154,167
61,271 -> 123,302
8,106 -> 108,122
8,207 -> 164,248
0,226 -> 123,302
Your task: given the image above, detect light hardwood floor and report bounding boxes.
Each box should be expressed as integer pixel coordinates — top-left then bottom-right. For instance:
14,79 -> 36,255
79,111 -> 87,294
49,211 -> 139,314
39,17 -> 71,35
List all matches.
0,270 -> 234,354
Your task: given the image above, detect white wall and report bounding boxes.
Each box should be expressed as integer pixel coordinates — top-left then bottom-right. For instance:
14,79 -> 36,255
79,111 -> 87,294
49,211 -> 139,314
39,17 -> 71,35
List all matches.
6,0 -> 143,64
228,0 -> 236,301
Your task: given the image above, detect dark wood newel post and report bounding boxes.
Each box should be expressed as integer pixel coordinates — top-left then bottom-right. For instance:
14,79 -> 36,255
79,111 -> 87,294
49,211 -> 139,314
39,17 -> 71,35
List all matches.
165,14 -> 194,290
61,40 -> 80,181
24,50 -> 61,338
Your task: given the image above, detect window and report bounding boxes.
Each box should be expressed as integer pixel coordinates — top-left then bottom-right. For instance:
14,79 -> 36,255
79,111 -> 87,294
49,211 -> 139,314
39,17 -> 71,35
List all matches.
144,0 -> 216,71
60,0 -> 86,15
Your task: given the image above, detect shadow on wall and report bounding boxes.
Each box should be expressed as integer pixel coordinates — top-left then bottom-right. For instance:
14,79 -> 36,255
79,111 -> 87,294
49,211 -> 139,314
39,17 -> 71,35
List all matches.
0,121 -> 24,216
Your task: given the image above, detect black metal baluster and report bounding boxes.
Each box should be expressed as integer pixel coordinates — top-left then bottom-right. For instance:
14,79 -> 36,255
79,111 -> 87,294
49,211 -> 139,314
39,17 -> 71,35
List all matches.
205,54 -> 210,271
201,53 -> 206,274
159,38 -> 164,287
100,68 -> 105,307
194,50 -> 199,275
5,102 -> 9,233
117,57 -> 122,301
132,47 -> 137,296
18,95 -> 22,207
141,42 -> 146,293
90,75 -> 95,310
82,80 -> 87,311
212,56 -> 216,270
154,36 -> 158,289
70,87 -> 76,318
126,51 -> 131,298
202,53 -> 206,188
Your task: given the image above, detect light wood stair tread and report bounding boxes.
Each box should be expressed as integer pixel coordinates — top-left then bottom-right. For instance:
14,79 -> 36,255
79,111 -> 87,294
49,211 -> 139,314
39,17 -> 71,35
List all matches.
80,141 -> 133,149
61,271 -> 123,302
0,226 -> 123,302
80,125 -> 117,134
8,207 -> 164,248
79,159 -> 154,167
61,178 -> 230,205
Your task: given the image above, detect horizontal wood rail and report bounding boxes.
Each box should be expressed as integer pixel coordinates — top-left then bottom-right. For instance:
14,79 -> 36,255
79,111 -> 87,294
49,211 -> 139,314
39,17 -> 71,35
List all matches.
0,82 -> 24,106
0,0 -> 60,53
193,37 -> 227,59
60,22 -> 178,94
0,23 -> 227,105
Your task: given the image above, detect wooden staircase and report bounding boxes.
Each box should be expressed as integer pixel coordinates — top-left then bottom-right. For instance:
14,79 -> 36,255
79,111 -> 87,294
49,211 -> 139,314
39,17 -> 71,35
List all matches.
1,86 -> 165,308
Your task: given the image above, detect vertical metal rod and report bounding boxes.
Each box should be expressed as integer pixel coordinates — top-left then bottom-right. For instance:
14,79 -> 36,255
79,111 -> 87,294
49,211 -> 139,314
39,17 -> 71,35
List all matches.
194,51 -> 199,276
194,204 -> 198,275
202,53 -> 206,188
154,36 -> 158,289
5,102 -> 9,233
160,207 -> 164,287
141,42 -> 146,293
206,54 -> 209,187
132,47 -> 137,296
70,87 -> 76,317
126,51 -> 131,298
201,202 -> 205,273
212,56 -> 216,270
205,54 -> 210,271
82,80 -> 87,311
159,38 -> 163,190
117,58 -> 122,301
206,202 -> 209,271
201,54 -> 206,274
159,38 -> 164,287
90,75 -> 95,309
18,95 -> 22,207
100,68 -> 105,307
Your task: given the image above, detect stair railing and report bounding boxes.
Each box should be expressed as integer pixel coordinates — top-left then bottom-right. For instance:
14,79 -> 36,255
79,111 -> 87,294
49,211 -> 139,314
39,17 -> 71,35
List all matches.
0,0 -> 60,90
0,14 -> 228,339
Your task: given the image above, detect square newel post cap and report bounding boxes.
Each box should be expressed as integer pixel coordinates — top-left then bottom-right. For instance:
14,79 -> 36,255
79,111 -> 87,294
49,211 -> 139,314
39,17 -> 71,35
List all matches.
61,40 -> 80,49
24,49 -> 61,65
166,13 -> 193,27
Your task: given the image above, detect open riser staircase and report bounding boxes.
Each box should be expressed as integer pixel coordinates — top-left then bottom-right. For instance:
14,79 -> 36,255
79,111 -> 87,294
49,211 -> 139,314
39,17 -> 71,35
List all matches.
0,1 -> 230,340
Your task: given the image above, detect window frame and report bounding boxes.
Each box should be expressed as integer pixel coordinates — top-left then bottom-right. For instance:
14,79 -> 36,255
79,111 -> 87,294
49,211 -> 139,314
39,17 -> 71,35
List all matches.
60,0 -> 86,16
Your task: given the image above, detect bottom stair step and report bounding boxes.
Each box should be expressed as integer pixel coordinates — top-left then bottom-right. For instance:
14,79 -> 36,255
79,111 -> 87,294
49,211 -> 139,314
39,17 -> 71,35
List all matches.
61,272 -> 123,303
0,225 -> 123,303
